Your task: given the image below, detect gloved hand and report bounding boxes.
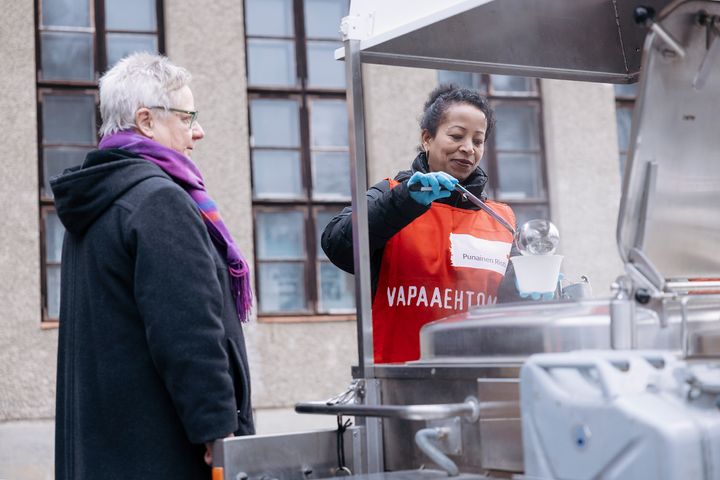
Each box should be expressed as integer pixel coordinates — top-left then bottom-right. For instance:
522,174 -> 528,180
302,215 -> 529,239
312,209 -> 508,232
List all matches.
515,273 -> 564,300
407,171 -> 458,206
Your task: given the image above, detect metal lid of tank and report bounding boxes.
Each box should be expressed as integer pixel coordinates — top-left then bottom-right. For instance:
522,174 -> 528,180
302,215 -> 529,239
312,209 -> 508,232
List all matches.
616,0 -> 720,286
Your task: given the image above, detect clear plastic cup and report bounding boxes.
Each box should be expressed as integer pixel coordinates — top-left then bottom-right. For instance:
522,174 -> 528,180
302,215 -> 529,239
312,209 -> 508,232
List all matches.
510,255 -> 564,294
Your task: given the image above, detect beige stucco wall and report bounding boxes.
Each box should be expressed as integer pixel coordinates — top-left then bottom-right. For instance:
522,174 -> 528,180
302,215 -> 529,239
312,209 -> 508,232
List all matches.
541,79 -> 625,295
0,1 -> 58,421
363,64 -> 437,183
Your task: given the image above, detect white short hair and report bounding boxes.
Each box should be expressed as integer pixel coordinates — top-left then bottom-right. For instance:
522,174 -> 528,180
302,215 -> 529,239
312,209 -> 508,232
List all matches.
98,52 -> 192,137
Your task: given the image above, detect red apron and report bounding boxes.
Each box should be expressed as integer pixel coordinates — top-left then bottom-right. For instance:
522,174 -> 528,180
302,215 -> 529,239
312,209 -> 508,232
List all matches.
372,179 -> 515,363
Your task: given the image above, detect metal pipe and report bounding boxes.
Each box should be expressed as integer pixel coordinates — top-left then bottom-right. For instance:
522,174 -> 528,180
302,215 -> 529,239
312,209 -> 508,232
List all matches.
633,162 -> 658,252
414,428 -> 459,477
633,6 -> 686,58
680,296 -> 691,359
296,397 -> 481,422
343,34 -> 384,475
610,276 -> 635,350
344,38 -> 374,377
649,22 -> 686,58
665,281 -> 720,291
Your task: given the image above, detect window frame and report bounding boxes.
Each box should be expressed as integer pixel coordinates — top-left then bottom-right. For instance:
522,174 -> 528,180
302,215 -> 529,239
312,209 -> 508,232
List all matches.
485,97 -> 548,206
39,207 -> 59,324
35,0 -> 165,325
245,0 -> 353,322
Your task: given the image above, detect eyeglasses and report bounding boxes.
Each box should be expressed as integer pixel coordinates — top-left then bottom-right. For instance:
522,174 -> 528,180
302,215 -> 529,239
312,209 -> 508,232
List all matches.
148,106 -> 199,129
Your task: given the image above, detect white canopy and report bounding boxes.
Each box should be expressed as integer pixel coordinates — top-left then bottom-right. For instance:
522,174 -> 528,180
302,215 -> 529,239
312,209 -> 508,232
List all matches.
340,0 -> 674,83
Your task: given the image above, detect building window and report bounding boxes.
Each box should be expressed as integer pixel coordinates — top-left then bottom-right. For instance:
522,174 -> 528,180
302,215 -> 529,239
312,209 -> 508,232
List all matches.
614,84 -> 638,178
36,0 -> 164,323
245,0 -> 354,319
438,72 -> 550,226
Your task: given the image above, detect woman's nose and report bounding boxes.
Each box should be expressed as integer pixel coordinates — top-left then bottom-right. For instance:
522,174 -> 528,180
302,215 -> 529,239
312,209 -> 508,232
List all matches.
192,122 -> 205,141
459,139 -> 474,153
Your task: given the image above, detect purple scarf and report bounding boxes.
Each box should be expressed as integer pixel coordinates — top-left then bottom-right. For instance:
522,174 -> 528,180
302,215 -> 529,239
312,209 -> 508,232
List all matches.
99,130 -> 252,322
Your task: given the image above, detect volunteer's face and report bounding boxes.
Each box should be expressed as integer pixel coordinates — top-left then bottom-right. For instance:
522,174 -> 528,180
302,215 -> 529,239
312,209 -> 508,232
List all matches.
422,103 -> 487,182
146,86 -> 205,156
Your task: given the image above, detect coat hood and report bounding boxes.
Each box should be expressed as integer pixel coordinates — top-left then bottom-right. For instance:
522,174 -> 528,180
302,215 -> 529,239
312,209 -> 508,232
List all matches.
50,149 -> 169,235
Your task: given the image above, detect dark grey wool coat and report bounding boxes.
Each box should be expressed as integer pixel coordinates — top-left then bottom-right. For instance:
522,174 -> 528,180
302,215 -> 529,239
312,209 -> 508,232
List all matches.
51,149 -> 254,480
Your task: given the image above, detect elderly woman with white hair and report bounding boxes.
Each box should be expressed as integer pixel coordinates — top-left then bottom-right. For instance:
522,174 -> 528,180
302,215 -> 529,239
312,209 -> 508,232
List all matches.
51,52 -> 254,479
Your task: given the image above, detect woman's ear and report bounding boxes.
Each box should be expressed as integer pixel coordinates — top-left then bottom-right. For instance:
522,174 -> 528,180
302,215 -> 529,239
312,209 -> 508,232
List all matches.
420,129 -> 432,152
134,108 -> 154,138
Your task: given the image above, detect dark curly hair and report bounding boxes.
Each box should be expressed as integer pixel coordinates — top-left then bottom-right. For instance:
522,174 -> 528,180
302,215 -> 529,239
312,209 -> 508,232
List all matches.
420,83 -> 495,140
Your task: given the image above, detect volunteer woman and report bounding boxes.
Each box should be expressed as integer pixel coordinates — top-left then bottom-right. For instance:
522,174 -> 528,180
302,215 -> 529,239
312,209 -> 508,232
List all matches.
322,84 -> 519,364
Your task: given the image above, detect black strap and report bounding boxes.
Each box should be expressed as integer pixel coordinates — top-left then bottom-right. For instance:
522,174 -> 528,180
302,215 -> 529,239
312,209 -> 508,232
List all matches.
335,415 -> 353,474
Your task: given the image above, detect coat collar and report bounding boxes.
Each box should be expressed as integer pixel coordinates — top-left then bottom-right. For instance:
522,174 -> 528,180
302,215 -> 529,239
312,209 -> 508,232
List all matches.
403,151 -> 489,202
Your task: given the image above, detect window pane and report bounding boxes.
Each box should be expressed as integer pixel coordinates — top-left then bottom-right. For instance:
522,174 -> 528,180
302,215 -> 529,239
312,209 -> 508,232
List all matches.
47,265 -> 62,319
105,0 -> 156,30
312,151 -> 351,199
491,75 -> 534,93
45,212 -> 65,263
307,41 -> 345,88
256,211 -> 305,259
250,99 -> 300,147
252,150 -> 303,198
305,0 -> 346,38
42,0 -> 90,27
614,83 -> 638,97
437,70 -> 485,92
247,39 -> 296,87
42,94 -> 96,144
318,262 -> 355,312
616,105 -> 633,152
494,104 -> 539,150
40,32 -> 94,81
511,205 -> 549,228
258,263 -> 307,313
106,33 -> 158,68
496,152 -> 544,199
246,0 -> 293,36
311,100 -> 347,146
43,147 -> 90,197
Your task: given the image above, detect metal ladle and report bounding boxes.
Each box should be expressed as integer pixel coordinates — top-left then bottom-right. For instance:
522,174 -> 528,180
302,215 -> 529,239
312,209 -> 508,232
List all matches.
411,183 -> 516,235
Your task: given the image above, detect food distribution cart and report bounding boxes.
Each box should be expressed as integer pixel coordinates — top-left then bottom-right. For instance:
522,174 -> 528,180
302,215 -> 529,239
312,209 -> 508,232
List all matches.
213,1 -> 720,478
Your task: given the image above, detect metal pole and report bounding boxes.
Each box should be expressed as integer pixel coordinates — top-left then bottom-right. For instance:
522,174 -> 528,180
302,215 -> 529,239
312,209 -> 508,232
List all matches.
344,38 -> 374,378
344,36 -> 384,474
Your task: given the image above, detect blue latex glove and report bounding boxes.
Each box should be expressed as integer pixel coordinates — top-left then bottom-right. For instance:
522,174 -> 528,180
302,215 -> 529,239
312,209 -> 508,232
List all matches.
516,273 -> 564,300
407,171 -> 458,206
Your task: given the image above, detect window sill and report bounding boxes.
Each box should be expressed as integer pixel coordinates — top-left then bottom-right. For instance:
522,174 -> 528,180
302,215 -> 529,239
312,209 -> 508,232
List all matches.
41,316 -> 357,328
257,314 -> 356,324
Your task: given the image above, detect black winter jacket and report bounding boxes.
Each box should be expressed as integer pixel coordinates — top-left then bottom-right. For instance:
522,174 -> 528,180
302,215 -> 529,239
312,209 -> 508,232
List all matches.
51,149 -> 254,480
321,152 -> 520,301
